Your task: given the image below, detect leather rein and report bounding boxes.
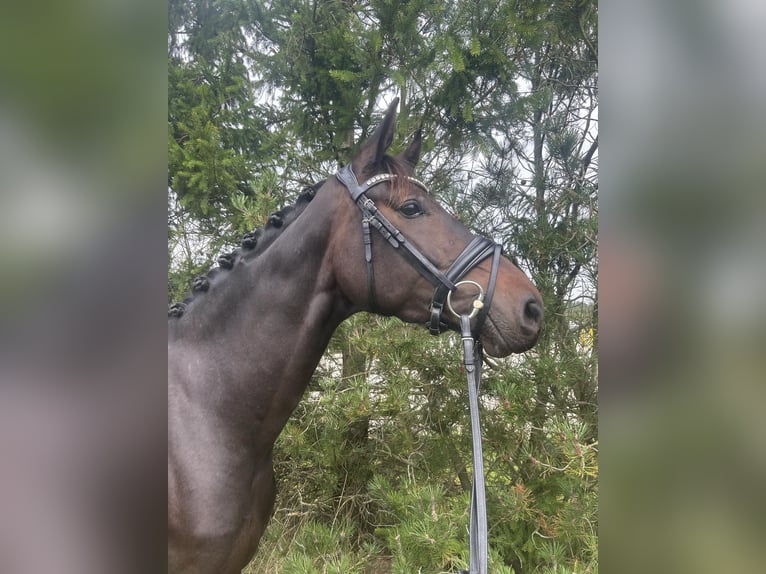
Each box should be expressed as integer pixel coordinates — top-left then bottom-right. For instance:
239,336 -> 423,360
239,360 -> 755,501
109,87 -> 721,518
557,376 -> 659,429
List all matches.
336,164 -> 499,574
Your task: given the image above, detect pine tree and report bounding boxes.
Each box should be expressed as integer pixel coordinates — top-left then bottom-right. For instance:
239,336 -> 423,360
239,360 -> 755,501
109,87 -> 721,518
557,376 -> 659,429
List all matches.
168,1 -> 598,572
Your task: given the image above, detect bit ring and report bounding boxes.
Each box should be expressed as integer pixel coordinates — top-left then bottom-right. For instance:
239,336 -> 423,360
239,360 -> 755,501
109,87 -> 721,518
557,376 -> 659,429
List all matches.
447,280 -> 485,319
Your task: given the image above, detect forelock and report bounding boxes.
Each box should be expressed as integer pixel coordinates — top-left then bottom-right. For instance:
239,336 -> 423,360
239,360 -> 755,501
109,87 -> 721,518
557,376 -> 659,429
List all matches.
379,154 -> 424,205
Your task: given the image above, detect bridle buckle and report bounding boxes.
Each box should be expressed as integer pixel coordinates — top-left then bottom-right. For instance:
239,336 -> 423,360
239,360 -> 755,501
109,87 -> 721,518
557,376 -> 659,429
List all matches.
361,198 -> 376,212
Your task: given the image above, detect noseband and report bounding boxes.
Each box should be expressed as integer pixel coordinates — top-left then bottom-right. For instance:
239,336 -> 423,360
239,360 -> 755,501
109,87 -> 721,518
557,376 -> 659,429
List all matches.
335,164 -> 502,338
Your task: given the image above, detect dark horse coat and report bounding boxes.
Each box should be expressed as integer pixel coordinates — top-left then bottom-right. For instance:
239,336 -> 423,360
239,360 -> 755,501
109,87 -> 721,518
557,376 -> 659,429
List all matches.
168,100 -> 542,574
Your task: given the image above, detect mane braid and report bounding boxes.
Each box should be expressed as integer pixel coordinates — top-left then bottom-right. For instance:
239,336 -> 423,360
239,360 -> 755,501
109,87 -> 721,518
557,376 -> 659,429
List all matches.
168,179 -> 326,318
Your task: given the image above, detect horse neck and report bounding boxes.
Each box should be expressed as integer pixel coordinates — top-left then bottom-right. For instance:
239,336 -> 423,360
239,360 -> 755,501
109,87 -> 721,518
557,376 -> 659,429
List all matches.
170,188 -> 355,444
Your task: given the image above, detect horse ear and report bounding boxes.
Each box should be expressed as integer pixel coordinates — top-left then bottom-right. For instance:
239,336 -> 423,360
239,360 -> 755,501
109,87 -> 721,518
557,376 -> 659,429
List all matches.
354,97 -> 399,174
399,128 -> 422,168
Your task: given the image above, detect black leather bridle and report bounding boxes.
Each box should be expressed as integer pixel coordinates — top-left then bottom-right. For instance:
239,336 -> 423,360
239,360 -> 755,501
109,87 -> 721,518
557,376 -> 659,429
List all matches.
336,164 -> 502,339
336,163 -> 499,574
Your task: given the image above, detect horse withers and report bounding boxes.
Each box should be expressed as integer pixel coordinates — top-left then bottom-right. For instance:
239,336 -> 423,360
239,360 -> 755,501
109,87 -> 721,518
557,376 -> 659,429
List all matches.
168,99 -> 542,573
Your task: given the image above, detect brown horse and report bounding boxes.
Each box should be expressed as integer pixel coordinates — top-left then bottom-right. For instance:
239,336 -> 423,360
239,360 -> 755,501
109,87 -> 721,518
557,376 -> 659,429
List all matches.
168,100 -> 543,574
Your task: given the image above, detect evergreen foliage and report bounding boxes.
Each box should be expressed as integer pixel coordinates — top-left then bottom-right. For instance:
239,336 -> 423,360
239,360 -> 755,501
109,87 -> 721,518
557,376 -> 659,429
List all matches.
169,1 -> 597,572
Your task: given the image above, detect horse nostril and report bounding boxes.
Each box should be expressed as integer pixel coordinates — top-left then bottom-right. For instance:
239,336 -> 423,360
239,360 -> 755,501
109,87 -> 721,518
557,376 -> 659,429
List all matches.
523,297 -> 543,331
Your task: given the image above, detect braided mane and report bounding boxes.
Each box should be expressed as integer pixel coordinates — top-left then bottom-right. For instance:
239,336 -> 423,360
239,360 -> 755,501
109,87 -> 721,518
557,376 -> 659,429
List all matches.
169,153 -> 423,318
168,179 -> 326,318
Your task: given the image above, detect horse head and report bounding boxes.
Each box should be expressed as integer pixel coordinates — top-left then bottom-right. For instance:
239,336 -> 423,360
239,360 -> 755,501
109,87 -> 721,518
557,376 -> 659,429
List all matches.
327,99 -> 543,356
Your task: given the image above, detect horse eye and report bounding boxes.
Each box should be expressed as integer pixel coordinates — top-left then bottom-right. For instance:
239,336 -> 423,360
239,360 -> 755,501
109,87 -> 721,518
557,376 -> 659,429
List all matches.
399,200 -> 424,218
